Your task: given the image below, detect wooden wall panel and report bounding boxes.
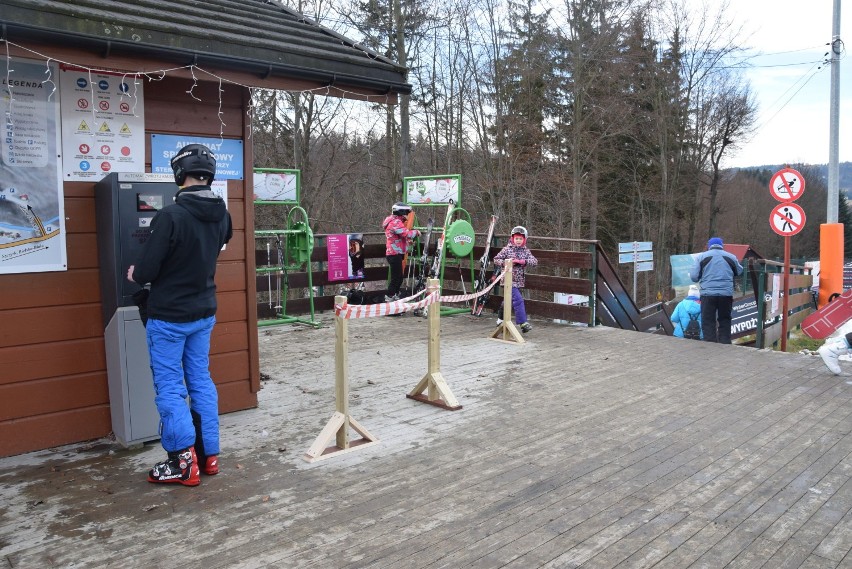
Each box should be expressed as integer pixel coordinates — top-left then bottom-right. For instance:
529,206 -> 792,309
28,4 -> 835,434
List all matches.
0,72 -> 258,457
0,373 -> 108,422
143,101 -> 244,138
227,202 -> 246,231
0,406 -> 112,458
211,351 -> 252,385
0,304 -> 103,348
145,77 -> 243,106
0,339 -> 106,385
63,196 -> 97,233
216,262 -> 248,293
211,321 -> 250,354
217,380 -> 258,414
67,233 -> 100,269
217,291 -> 249,323
219,230 -> 245,263
1,269 -> 101,309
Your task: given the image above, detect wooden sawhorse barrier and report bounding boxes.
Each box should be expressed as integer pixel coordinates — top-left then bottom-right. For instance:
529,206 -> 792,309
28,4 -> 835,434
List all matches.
303,294 -> 379,463
304,286 -> 449,462
491,259 -> 525,344
406,279 -> 462,410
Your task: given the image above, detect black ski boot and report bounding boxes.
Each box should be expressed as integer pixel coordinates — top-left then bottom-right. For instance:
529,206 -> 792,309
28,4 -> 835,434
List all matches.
147,447 -> 200,486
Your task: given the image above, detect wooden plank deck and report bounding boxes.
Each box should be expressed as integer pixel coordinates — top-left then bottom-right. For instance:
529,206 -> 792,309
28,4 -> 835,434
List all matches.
1,311 -> 851,568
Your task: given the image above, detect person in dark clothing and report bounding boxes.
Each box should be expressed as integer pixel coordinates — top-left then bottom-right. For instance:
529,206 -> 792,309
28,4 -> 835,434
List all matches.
689,237 -> 743,344
127,144 -> 232,486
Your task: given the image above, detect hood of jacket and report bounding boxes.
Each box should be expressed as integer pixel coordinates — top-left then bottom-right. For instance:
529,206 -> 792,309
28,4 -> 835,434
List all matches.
175,186 -> 228,223
382,214 -> 400,229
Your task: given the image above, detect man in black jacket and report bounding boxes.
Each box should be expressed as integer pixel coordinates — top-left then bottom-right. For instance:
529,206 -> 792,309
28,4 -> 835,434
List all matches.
127,144 -> 232,486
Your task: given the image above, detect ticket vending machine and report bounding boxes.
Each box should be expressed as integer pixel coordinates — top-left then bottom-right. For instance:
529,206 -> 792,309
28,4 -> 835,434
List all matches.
95,172 -> 180,446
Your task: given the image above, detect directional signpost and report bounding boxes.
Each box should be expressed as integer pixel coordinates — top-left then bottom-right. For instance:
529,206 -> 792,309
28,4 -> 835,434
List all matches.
618,241 -> 653,301
769,167 -> 806,351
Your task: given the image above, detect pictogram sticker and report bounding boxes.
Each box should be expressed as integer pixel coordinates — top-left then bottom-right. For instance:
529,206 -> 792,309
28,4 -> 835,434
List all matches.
769,202 -> 806,236
769,168 -> 806,202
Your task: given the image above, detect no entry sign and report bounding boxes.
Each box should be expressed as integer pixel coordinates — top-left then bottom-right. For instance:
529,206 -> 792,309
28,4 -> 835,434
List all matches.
769,202 -> 806,236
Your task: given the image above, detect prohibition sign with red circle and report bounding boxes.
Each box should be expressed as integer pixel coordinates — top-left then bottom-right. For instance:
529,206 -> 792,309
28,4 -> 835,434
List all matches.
769,202 -> 806,236
769,167 -> 805,202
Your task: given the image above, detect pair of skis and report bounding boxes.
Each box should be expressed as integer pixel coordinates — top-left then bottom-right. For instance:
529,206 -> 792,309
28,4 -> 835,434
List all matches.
408,201 -> 455,318
472,215 -> 498,316
411,217 -> 435,295
427,199 -> 456,285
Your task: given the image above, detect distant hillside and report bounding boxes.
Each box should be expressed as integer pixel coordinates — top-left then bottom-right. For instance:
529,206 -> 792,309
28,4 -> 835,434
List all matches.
734,162 -> 852,197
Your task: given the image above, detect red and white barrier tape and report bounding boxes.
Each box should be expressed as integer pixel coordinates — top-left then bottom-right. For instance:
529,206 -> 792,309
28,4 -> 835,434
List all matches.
334,271 -> 506,319
335,289 -> 438,319
438,270 -> 505,303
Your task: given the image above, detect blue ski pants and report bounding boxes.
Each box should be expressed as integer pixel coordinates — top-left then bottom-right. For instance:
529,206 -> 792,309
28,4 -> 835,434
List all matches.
511,287 -> 527,324
146,316 -> 219,455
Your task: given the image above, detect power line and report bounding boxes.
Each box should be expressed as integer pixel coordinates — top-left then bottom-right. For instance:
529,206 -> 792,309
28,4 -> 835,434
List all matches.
753,62 -> 827,132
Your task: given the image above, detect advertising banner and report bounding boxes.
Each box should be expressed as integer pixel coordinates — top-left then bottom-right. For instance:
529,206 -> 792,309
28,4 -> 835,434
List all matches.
327,233 -> 365,281
403,175 -> 461,205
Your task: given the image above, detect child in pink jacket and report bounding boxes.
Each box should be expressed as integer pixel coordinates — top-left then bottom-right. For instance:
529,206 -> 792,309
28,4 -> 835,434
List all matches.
382,202 -> 420,301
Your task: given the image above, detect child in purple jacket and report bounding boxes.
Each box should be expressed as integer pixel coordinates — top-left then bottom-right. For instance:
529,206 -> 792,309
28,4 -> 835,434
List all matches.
493,226 -> 538,333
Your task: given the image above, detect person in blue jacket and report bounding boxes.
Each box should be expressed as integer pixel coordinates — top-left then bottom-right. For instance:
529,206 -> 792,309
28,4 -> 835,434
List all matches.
671,284 -> 703,339
689,237 -> 743,344
127,144 -> 232,486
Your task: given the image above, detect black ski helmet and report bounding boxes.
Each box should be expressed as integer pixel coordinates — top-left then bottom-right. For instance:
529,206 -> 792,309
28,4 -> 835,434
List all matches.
171,144 -> 216,186
511,226 -> 528,238
392,202 -> 412,216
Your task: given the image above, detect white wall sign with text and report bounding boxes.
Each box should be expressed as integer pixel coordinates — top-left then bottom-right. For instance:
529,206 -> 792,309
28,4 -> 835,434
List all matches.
59,67 -> 145,181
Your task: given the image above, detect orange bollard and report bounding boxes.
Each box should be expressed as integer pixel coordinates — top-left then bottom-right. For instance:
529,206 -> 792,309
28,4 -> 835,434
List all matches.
819,223 -> 845,308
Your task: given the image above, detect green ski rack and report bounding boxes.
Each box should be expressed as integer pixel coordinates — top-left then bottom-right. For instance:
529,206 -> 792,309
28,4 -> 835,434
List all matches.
255,205 -> 320,328
435,204 -> 477,316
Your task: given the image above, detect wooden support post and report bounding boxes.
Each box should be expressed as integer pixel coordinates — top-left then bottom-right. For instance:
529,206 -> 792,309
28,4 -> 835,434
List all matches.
491,260 -> 525,344
407,279 -> 462,410
303,295 -> 378,462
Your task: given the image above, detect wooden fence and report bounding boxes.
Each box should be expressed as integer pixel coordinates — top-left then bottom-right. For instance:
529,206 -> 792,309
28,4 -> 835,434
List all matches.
254,233 -> 674,334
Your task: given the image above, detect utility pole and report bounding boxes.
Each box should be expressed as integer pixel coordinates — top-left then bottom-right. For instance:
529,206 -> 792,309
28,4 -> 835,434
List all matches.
819,0 -> 844,308
827,0 -> 842,222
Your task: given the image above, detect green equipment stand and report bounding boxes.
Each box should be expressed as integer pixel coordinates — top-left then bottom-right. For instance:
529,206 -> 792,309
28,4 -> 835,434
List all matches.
436,206 -> 477,315
256,206 -> 321,328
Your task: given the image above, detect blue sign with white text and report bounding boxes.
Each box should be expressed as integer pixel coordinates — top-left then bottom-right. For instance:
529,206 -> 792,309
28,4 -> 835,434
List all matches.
150,134 -> 244,180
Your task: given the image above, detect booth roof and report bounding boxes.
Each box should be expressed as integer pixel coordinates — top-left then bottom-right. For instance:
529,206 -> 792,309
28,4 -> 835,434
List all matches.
0,0 -> 411,96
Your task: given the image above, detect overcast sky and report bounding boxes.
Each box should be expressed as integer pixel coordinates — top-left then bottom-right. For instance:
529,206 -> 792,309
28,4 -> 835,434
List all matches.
725,0 -> 848,168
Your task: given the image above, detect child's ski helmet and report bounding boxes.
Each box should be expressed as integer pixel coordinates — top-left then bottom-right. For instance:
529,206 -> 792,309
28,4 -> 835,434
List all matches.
392,202 -> 412,216
171,144 -> 216,186
511,226 -> 528,238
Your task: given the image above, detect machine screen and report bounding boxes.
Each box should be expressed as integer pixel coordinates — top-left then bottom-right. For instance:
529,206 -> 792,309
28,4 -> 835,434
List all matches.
136,194 -> 164,211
